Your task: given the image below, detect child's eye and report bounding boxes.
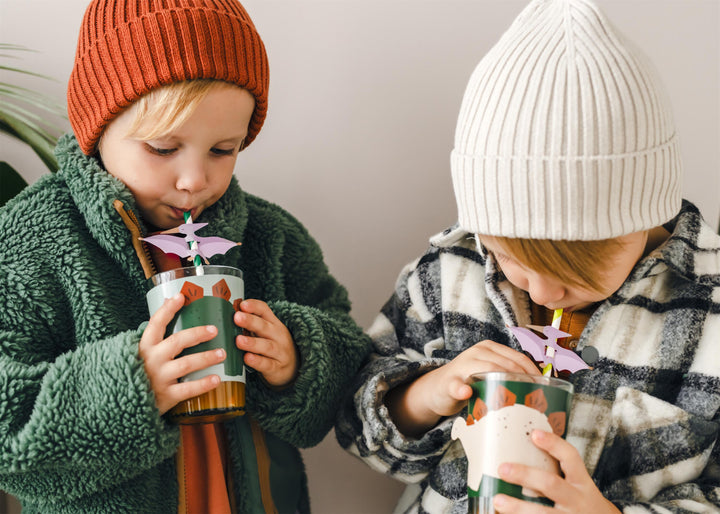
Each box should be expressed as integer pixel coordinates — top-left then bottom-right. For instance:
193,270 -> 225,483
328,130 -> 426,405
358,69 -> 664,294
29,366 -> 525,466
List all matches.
210,147 -> 236,156
145,144 -> 177,156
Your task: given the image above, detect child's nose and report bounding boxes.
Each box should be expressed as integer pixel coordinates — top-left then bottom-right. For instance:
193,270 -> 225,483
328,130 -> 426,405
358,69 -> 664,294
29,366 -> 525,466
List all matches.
527,275 -> 565,307
175,162 -> 208,192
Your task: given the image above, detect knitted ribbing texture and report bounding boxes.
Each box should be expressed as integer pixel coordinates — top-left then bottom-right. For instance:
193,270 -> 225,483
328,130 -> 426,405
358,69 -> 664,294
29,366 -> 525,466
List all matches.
451,0 -> 682,240
67,0 -> 269,155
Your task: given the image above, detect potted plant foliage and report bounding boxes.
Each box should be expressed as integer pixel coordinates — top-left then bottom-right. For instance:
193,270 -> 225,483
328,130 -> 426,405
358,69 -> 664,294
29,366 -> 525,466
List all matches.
1,43 -> 65,206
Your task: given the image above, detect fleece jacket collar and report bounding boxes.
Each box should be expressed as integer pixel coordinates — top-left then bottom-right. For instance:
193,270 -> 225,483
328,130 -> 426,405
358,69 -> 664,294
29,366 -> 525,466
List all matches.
54,133 -> 250,293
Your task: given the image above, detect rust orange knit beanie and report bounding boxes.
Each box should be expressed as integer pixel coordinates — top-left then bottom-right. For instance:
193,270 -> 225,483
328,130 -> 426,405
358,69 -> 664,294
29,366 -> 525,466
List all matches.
67,0 -> 269,155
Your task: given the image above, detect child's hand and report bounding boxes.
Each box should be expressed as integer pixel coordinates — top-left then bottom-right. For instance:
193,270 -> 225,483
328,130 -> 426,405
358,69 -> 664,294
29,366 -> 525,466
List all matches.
425,340 -> 542,417
234,299 -> 298,388
493,430 -> 621,514
386,340 -> 540,437
139,294 -> 227,415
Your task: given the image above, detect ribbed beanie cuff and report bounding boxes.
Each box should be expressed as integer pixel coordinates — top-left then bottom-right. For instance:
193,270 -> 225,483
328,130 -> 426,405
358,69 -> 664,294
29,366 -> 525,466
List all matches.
450,0 -> 682,240
68,0 -> 269,155
451,142 -> 682,240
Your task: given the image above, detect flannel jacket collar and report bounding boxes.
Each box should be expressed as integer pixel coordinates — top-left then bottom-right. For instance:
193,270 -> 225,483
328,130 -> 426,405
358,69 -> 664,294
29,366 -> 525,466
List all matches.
54,133 -> 250,292
430,200 -> 720,288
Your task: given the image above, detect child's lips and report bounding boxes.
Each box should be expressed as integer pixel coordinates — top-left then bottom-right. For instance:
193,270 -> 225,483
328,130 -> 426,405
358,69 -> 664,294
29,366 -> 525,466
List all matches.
170,206 -> 196,219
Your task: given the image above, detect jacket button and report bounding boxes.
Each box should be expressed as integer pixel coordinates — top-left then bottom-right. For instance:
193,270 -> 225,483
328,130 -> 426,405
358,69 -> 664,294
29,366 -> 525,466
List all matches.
581,346 -> 600,365
567,338 -> 579,349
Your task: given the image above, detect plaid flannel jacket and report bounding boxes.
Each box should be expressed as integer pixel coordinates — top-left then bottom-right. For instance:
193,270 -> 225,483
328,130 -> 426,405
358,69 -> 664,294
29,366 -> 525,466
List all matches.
336,201 -> 720,513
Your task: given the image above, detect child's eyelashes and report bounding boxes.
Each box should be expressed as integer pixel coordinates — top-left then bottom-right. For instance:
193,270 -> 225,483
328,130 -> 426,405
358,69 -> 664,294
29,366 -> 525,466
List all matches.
145,144 -> 177,156
210,147 -> 236,156
143,143 -> 237,157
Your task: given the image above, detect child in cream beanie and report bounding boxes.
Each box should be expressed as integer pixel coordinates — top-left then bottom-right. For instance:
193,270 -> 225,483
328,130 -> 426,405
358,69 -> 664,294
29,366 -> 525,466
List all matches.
336,1 -> 720,512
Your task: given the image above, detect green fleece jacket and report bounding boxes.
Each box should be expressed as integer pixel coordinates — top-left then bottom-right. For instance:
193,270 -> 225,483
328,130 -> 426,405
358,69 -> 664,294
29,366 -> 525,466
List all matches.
0,134 -> 371,513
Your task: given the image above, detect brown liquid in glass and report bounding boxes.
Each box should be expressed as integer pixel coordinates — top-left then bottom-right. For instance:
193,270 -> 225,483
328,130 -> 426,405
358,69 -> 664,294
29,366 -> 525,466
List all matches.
169,381 -> 245,424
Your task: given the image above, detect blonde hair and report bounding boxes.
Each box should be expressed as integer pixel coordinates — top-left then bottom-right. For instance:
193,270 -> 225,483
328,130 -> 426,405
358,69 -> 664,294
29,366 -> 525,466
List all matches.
124,79 -> 241,141
482,236 -> 625,294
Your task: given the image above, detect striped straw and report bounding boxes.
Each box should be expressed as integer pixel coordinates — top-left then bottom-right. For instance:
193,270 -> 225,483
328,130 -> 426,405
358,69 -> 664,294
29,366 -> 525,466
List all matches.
542,308 -> 563,376
183,211 -> 203,268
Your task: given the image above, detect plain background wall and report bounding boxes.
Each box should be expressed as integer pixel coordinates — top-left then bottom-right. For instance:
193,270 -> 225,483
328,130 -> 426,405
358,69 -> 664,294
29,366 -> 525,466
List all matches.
1,1 -> 718,512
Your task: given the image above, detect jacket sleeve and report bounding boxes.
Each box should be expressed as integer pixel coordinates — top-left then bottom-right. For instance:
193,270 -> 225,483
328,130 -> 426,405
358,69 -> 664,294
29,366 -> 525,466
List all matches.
334,249 -> 458,484
242,210 -> 372,449
0,179 -> 180,504
0,289 -> 179,502
611,435 -> 720,512
597,387 -> 720,512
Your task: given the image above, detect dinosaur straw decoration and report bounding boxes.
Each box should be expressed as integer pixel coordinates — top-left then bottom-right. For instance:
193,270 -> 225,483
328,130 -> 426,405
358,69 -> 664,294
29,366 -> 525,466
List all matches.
508,308 -> 589,376
140,212 -> 241,267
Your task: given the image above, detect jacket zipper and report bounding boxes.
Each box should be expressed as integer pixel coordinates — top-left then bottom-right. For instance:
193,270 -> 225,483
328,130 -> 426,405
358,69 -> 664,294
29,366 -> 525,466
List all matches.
112,199 -> 157,279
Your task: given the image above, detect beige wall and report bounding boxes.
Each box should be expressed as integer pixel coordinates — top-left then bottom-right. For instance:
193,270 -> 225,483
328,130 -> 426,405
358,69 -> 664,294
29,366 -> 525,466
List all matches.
1,1 -> 718,512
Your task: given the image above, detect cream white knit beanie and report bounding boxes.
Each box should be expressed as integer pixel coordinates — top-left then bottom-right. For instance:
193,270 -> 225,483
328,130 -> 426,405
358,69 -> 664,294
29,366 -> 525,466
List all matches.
451,0 -> 682,240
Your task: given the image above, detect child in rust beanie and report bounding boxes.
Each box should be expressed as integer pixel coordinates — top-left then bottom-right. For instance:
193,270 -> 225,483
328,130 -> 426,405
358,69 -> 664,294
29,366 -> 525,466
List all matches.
0,1 -> 371,512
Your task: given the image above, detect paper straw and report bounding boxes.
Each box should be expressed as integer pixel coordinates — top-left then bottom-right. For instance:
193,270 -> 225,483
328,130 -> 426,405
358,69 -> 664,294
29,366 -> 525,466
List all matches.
184,211 -> 204,272
543,308 -> 563,376
552,308 -> 563,329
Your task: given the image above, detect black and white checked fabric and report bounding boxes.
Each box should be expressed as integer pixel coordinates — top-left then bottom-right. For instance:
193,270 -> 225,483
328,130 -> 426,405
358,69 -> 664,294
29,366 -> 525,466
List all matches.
336,201 -> 720,513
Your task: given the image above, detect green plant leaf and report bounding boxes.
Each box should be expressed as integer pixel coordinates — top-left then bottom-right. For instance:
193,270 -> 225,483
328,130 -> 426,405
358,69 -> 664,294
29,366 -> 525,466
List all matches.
0,64 -> 59,82
0,85 -> 66,112
0,107 -> 56,145
0,161 -> 29,207
0,113 -> 58,171
0,43 -> 36,51
0,99 -> 62,138
0,43 -> 64,173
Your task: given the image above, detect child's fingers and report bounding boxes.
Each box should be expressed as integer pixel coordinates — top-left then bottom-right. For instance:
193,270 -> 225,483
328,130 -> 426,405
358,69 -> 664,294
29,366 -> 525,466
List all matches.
236,333 -> 276,359
492,492 -> 553,513
159,325 -> 218,360
141,294 -> 185,347
233,300 -> 296,387
476,340 -> 540,373
167,374 -> 221,405
243,350 -> 274,374
531,430 -> 588,483
448,379 -> 474,401
142,324 -> 222,414
234,308 -> 273,339
235,299 -> 288,338
510,431 -> 622,513
164,348 -> 226,383
144,325 -> 218,374
238,299 -> 278,322
462,350 -> 529,376
496,461 -> 573,509
243,349 -> 295,385
472,340 -> 541,375
240,336 -> 296,379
